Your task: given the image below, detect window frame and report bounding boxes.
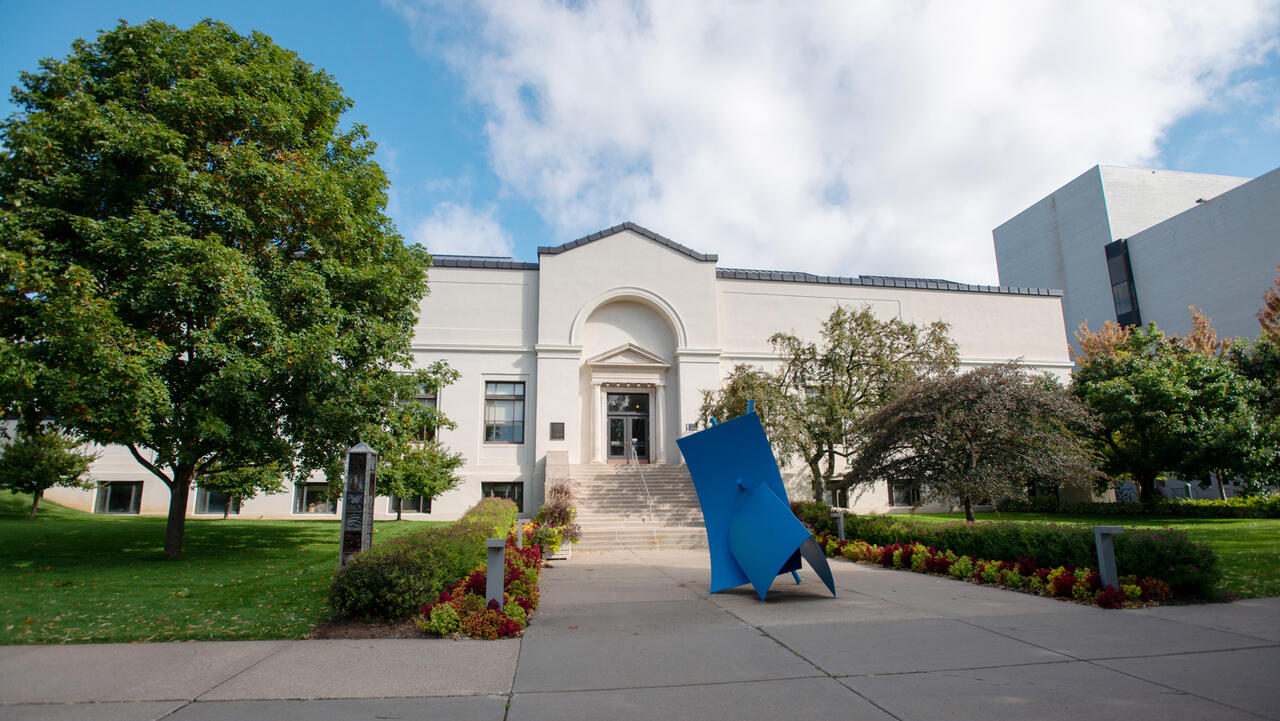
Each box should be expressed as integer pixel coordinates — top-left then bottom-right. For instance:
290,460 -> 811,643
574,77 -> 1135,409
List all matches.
194,486 -> 241,515
293,482 -> 336,514
95,481 -> 143,514
888,480 -> 922,507
483,381 -> 525,444
388,494 -> 431,514
416,389 -> 439,443
481,481 -> 524,513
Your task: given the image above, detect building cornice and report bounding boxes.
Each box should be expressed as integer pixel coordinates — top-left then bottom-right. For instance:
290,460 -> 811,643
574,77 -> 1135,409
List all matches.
716,268 -> 1062,297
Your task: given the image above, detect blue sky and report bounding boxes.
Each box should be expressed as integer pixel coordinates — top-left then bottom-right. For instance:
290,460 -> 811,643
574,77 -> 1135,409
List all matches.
3,1 -> 1278,284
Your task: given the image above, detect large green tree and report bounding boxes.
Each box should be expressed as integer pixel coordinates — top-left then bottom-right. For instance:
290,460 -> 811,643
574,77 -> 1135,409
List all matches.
0,20 -> 430,555
1223,269 -> 1280,495
1071,322 -> 1260,503
702,305 -> 957,502
846,363 -> 1100,522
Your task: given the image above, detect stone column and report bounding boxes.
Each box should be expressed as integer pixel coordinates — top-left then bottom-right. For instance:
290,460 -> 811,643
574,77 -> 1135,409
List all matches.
654,381 -> 667,463
590,381 -> 603,463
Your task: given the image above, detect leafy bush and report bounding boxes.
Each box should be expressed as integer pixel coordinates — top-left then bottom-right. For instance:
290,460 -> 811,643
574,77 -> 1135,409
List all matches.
1095,586 -> 1125,609
504,601 -> 528,629
330,497 -> 518,619
418,604 -> 460,636
996,494 -> 1280,519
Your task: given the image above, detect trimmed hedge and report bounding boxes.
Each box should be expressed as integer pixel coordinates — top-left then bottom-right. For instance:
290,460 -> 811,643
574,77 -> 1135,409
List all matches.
329,497 -> 518,619
995,495 -> 1280,519
794,502 -> 1220,598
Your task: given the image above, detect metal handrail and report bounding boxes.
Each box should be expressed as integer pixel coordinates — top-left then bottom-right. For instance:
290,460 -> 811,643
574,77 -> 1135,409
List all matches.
626,438 -> 655,523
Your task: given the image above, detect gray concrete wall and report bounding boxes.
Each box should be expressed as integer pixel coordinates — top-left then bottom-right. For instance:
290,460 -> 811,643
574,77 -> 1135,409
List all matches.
1126,166 -> 1280,341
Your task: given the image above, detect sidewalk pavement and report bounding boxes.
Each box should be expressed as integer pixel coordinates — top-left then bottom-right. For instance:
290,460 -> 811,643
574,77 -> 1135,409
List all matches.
2,549 -> 1278,720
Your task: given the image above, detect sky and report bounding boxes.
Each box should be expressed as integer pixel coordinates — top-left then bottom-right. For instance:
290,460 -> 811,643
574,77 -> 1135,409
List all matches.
2,0 -> 1278,285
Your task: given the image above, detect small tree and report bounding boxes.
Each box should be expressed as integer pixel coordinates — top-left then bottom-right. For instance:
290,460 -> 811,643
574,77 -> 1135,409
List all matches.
770,305 -> 957,502
846,363 -> 1099,522
0,422 -> 96,519
698,364 -> 788,440
194,464 -> 284,519
366,363 -> 464,521
1072,321 -> 1260,502
1260,265 -> 1280,344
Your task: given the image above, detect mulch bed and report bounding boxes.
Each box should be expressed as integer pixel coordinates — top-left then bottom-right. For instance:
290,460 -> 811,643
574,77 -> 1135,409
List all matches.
307,616 -> 421,640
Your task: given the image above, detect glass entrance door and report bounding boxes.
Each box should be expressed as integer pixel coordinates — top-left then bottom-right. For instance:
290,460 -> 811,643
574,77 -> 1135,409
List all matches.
606,393 -> 650,461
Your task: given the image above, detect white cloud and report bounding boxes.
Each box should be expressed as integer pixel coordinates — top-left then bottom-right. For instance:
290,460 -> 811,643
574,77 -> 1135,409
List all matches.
392,0 -> 1280,283
410,202 -> 515,258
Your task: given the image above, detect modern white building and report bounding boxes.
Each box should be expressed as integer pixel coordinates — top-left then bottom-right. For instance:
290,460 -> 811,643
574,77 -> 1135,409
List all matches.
47,223 -> 1073,521
994,164 -> 1280,345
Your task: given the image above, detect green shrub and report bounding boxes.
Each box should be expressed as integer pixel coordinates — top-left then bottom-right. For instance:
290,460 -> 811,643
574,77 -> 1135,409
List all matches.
504,601 -> 528,629
420,604 -> 461,636
996,494 -> 1280,519
329,497 -> 518,619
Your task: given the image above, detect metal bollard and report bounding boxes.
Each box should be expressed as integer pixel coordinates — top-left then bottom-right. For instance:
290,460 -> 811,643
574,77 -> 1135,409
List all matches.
516,518 -> 525,548
1093,526 -> 1125,590
485,538 -> 506,606
830,511 -> 845,541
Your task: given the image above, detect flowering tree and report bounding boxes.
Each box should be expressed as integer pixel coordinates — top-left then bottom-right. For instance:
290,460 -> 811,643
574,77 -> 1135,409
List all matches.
846,363 -> 1099,521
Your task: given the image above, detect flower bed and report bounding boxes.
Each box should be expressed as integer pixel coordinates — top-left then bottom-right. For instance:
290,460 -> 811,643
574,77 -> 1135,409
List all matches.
817,534 -> 1173,609
414,535 -> 543,639
793,502 -> 1219,598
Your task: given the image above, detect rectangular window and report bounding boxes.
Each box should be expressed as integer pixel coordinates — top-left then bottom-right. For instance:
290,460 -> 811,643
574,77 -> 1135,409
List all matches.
1104,239 -> 1141,327
294,482 -> 335,514
389,494 -> 431,514
416,391 -> 438,442
482,481 -> 524,513
194,487 -> 240,515
484,382 -> 525,443
889,481 -> 921,507
95,481 -> 142,514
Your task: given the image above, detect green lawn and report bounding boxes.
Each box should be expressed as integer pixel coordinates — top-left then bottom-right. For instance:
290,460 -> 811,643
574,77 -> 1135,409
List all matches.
0,491 -> 442,644
907,511 -> 1280,599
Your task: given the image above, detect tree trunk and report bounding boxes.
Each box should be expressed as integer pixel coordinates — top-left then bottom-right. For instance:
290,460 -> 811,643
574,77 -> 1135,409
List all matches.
1136,472 -> 1159,504
1215,471 -> 1227,501
164,467 -> 194,557
396,497 -> 403,522
28,489 -> 42,520
808,458 -> 825,503
963,497 -> 974,523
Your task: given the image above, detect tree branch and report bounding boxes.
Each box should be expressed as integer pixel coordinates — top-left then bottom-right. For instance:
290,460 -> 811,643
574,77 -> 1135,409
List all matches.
127,443 -> 173,487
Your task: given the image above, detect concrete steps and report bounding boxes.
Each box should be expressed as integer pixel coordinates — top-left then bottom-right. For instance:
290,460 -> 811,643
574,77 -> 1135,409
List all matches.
567,464 -> 707,550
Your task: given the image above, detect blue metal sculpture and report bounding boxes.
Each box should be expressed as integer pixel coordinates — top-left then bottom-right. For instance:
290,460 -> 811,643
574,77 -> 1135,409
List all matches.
677,403 -> 837,601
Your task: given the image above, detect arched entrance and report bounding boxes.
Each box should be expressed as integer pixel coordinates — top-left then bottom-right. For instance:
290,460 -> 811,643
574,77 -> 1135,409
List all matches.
578,298 -> 679,464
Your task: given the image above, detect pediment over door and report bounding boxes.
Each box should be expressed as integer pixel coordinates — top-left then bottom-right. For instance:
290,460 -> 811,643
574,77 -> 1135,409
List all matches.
585,343 -> 670,385
585,343 -> 670,371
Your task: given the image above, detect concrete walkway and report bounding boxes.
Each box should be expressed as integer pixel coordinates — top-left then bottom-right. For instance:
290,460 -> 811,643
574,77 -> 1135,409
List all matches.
2,549 -> 1278,720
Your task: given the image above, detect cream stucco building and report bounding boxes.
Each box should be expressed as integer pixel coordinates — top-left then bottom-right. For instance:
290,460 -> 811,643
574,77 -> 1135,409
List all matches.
47,223 -> 1072,522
